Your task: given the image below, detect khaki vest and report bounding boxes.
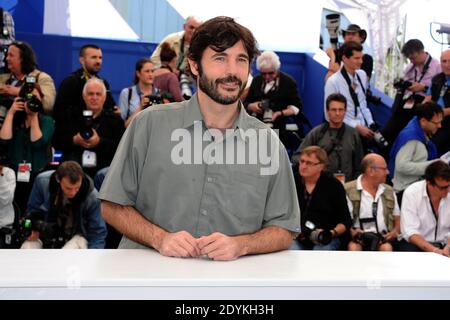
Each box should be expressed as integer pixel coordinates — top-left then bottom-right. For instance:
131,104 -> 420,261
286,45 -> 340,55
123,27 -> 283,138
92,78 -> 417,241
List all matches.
344,180 -> 395,232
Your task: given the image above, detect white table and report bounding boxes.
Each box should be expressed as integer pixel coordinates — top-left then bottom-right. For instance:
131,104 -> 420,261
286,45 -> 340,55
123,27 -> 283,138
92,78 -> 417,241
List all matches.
0,249 -> 449,300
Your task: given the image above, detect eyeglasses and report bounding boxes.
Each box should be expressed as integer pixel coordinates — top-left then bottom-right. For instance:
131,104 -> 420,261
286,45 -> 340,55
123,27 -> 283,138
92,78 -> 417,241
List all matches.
261,71 -> 276,76
429,119 -> 442,126
300,160 -> 321,167
328,108 -> 346,113
371,166 -> 388,171
432,181 -> 450,191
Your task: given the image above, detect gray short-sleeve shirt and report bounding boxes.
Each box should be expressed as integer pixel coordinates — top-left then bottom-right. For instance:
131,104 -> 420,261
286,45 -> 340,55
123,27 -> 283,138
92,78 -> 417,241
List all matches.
98,95 -> 301,249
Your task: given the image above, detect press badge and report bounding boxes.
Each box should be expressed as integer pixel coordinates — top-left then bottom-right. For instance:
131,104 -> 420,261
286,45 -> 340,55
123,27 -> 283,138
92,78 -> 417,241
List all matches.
360,218 -> 378,233
17,163 -> 31,182
82,150 -> 97,168
334,172 -> 345,184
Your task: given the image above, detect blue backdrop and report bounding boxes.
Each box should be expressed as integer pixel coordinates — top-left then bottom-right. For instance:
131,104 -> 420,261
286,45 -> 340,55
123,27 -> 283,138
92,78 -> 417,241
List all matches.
15,32 -> 393,133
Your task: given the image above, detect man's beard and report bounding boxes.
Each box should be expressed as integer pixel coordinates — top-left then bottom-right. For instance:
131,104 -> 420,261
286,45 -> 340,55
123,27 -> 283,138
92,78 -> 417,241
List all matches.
198,66 -> 246,105
86,64 -> 101,75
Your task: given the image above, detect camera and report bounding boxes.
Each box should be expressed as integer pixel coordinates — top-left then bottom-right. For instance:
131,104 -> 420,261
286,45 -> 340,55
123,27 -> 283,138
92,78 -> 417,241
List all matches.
143,94 -> 163,109
18,76 -> 43,113
180,73 -> 193,100
325,14 -> 341,49
354,232 -> 384,251
369,123 -> 388,149
366,88 -> 381,105
260,99 -> 274,128
80,110 -> 94,140
393,79 -> 412,92
304,221 -> 333,246
20,214 -> 66,248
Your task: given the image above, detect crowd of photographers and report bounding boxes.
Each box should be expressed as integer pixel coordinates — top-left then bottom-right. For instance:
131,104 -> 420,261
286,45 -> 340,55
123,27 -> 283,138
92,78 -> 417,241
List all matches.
0,11 -> 449,256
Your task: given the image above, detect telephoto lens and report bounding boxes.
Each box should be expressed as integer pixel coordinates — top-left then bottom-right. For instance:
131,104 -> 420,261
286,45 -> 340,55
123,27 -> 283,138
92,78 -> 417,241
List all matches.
81,110 -> 94,140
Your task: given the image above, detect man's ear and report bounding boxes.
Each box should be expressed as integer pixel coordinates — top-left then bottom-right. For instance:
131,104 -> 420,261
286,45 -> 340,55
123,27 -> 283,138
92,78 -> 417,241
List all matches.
79,56 -> 85,67
188,58 -> 199,77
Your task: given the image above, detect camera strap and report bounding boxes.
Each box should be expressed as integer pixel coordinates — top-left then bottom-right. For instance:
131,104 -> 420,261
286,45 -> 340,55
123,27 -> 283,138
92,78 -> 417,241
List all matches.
426,188 -> 439,242
316,123 -> 346,170
414,54 -> 432,84
358,201 -> 379,233
340,68 -> 367,122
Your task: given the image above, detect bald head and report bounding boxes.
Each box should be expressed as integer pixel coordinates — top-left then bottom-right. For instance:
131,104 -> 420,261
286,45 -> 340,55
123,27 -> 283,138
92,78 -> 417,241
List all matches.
441,49 -> 450,76
361,153 -> 389,185
361,153 -> 385,173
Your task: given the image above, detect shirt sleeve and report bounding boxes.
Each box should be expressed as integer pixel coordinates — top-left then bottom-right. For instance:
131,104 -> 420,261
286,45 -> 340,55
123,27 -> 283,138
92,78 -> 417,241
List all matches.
395,141 -> 436,176
118,88 -> 129,121
0,168 -> 15,206
400,185 -> 422,241
261,135 -> 301,234
98,111 -> 151,206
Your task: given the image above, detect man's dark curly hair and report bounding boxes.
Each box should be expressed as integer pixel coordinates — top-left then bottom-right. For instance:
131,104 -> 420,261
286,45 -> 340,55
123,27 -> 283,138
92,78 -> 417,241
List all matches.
187,16 -> 259,76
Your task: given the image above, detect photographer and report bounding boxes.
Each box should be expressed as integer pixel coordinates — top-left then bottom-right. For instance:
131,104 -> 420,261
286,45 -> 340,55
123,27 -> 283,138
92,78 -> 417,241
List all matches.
21,161 -> 106,249
324,41 -> 378,149
399,161 -> 450,256
153,42 -> 183,103
389,102 -> 442,204
0,84 -> 54,213
290,146 -> 352,250
244,51 -> 304,146
325,24 -> 373,81
118,58 -> 158,128
382,39 -> 441,145
0,41 -> 56,116
345,154 -> 401,251
297,93 -> 363,182
53,78 -> 124,178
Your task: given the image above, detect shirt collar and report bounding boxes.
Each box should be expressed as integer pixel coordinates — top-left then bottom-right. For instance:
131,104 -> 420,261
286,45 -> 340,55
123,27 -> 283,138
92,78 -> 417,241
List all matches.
356,175 -> 386,200
182,94 -> 252,132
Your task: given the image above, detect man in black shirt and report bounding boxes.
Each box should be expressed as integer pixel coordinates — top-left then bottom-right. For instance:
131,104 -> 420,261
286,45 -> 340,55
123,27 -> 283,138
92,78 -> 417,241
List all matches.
53,44 -> 118,126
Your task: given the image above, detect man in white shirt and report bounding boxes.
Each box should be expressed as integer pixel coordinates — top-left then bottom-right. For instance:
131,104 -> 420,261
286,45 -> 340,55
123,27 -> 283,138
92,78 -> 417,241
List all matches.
324,41 -> 375,141
345,153 -> 401,251
400,160 -> 450,256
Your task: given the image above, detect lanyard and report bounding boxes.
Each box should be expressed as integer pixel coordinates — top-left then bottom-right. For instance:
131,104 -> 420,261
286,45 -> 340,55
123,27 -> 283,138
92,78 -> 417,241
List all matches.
427,190 -> 439,242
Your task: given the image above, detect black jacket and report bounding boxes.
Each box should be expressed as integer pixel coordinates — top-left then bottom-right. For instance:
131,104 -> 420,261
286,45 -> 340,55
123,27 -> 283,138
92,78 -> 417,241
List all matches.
53,108 -> 125,177
53,68 -> 116,123
294,171 -> 352,233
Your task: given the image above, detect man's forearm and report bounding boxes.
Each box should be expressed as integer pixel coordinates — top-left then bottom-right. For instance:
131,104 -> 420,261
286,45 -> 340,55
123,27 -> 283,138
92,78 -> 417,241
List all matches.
409,234 -> 437,252
100,200 -> 167,250
235,226 -> 295,256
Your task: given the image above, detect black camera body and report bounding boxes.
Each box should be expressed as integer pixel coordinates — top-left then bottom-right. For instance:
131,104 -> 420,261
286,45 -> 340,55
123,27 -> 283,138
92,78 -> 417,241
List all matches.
21,215 -> 66,248
393,79 -> 412,92
80,110 -> 94,140
354,232 -> 384,251
304,221 -> 333,246
18,75 -> 43,113
143,94 -> 163,109
366,88 -> 382,104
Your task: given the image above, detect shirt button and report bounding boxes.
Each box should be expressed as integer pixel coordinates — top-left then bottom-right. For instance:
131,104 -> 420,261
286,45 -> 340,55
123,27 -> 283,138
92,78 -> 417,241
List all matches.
201,209 -> 208,216
207,177 -> 213,183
